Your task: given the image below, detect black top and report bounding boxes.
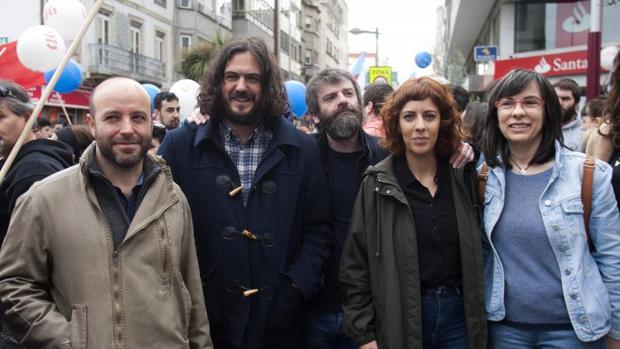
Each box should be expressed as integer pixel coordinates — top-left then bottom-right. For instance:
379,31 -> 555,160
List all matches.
0,139 -> 73,243
393,155 -> 462,289
316,148 -> 363,312
309,131 -> 389,313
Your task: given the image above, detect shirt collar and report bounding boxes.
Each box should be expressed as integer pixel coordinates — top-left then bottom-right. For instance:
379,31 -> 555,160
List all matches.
219,120 -> 273,146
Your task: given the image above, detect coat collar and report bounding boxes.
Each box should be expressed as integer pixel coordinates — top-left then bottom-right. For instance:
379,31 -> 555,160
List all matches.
194,116 -> 300,150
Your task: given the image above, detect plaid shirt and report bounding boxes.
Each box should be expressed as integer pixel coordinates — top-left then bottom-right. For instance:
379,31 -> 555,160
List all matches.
219,121 -> 273,205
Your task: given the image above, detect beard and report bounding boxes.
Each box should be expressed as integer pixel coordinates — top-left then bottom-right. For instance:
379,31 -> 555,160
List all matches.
96,133 -> 151,168
0,139 -> 5,157
561,107 -> 577,124
223,90 -> 261,126
319,104 -> 363,140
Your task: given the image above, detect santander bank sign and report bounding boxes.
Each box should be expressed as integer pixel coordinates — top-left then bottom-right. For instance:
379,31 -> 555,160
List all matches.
494,50 -> 592,79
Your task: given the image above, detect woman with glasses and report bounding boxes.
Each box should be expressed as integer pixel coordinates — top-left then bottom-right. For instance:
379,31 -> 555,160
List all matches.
481,68 -> 620,348
340,77 -> 486,349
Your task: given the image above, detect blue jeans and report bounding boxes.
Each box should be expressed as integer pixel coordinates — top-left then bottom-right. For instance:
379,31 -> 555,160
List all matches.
306,311 -> 357,349
422,287 -> 468,349
489,321 -> 606,348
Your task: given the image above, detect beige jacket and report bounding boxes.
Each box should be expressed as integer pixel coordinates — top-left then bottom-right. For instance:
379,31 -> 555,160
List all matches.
0,145 -> 212,349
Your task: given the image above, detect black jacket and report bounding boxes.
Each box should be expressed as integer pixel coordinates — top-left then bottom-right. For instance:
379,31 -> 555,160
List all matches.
309,131 -> 389,312
0,139 -> 73,243
158,118 -> 332,347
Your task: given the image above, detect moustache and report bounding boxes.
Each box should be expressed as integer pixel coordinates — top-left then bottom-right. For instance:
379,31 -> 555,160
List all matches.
230,91 -> 256,102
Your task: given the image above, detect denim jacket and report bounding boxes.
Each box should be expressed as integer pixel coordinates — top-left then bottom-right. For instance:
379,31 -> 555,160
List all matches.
481,141 -> 620,342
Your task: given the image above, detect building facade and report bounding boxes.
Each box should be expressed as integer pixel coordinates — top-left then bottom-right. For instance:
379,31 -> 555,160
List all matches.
300,0 -> 348,82
439,0 -> 620,92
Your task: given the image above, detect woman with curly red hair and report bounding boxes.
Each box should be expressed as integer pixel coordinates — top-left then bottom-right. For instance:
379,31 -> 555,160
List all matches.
340,77 -> 486,349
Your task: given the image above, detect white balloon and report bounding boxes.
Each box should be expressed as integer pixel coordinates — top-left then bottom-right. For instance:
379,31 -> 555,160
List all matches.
601,46 -> 619,71
17,25 -> 66,72
170,79 -> 201,121
43,0 -> 87,41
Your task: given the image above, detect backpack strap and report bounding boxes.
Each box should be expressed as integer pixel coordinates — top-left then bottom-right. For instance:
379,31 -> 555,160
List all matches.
582,156 -> 596,252
478,162 -> 489,204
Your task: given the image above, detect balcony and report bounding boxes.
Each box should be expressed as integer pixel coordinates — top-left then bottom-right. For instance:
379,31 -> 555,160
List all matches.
87,43 -> 164,85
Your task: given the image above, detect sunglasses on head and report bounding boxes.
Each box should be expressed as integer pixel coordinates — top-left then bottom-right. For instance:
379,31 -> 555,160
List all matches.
0,85 -> 22,101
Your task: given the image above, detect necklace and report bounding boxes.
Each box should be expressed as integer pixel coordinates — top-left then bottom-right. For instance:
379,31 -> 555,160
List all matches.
512,158 -> 532,174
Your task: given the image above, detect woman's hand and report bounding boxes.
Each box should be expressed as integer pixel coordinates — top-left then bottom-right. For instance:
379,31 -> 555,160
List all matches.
450,142 -> 475,169
360,340 -> 378,349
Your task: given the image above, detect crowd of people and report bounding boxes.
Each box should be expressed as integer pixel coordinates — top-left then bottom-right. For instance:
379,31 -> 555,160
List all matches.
0,36 -> 619,349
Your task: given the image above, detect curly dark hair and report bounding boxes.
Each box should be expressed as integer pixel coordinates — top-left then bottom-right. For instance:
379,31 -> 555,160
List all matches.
196,37 -> 288,127
381,77 -> 463,157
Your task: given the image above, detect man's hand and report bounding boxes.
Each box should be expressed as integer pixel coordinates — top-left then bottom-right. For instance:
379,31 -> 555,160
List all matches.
449,142 -> 475,169
360,340 -> 378,349
607,337 -> 620,349
186,108 -> 209,125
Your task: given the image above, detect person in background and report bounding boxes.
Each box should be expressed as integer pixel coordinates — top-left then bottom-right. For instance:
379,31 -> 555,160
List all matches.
580,96 -> 608,152
0,80 -> 72,243
462,101 -> 489,151
53,120 -> 65,132
53,124 -> 94,164
481,68 -> 620,348
149,121 -> 166,156
362,83 -> 394,138
153,91 -> 181,130
448,84 -> 470,114
340,77 -> 486,349
32,119 -> 54,139
553,78 -> 583,151
586,51 -> 620,205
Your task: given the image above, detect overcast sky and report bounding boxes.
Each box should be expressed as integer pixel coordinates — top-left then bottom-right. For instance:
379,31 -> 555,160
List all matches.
346,0 -> 441,81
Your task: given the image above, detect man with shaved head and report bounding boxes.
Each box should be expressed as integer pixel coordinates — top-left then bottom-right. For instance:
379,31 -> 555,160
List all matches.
0,77 -> 212,348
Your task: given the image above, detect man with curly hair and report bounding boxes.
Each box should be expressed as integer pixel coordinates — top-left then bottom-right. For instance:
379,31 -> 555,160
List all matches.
158,37 -> 331,348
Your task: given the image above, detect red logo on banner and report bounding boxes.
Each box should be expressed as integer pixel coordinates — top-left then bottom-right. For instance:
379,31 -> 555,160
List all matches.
494,50 -> 593,79
556,1 -> 590,48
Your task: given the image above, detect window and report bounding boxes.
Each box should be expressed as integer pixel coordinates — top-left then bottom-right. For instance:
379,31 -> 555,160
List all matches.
96,12 -> 110,65
179,0 -> 192,8
96,12 -> 110,45
305,15 -> 312,30
304,49 -> 312,65
180,34 -> 192,49
155,0 -> 167,7
155,31 -> 165,62
130,22 -> 141,54
280,30 -> 289,54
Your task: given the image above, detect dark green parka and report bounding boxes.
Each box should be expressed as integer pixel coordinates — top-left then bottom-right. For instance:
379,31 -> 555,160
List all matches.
339,155 -> 487,348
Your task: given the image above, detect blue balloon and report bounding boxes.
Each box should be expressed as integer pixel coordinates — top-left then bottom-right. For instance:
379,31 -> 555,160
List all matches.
44,59 -> 83,94
284,80 -> 308,118
141,83 -> 161,111
415,51 -> 432,69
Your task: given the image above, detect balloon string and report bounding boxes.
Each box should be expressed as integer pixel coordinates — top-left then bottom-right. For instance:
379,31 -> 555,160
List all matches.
0,0 -> 105,185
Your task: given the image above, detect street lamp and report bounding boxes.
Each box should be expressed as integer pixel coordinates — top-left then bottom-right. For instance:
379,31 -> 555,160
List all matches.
349,27 -> 380,66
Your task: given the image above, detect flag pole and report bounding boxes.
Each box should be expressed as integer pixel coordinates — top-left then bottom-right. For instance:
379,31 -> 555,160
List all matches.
55,92 -> 74,125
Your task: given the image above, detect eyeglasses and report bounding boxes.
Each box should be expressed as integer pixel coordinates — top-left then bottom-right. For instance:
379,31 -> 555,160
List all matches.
495,96 -> 545,112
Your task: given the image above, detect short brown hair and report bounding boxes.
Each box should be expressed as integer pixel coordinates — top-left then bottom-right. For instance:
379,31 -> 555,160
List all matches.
381,77 -> 463,157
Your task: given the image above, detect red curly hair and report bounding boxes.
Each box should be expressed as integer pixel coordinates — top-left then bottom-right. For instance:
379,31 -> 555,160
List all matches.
381,77 -> 464,157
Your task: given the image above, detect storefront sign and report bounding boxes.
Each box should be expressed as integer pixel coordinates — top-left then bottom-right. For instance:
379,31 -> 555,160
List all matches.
27,86 -> 90,109
494,49 -> 595,79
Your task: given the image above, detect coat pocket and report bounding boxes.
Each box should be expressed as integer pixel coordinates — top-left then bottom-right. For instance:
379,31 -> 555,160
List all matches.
173,270 -> 192,336
69,304 -> 87,349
